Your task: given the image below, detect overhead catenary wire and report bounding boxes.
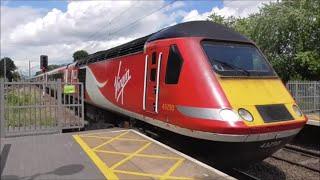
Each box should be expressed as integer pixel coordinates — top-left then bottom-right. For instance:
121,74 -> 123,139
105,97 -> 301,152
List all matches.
84,1 -> 137,43
104,0 -> 176,40
80,0 -> 177,52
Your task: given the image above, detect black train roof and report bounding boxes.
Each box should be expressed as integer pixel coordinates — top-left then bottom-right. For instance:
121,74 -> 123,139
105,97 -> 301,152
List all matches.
76,21 -> 251,67
147,21 -> 251,43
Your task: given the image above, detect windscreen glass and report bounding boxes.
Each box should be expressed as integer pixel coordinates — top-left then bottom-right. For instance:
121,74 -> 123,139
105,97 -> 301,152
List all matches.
202,41 -> 276,77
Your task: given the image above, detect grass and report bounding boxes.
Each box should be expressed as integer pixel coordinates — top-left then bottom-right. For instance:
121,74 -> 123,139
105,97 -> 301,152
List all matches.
4,88 -> 57,128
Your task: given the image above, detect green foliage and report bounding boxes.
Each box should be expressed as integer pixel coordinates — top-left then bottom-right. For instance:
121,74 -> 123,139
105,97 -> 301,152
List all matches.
0,57 -> 18,81
11,71 -> 21,81
73,50 -> 89,62
208,0 -> 320,81
294,51 -> 320,80
7,91 -> 34,106
5,90 -> 55,127
207,13 -> 226,25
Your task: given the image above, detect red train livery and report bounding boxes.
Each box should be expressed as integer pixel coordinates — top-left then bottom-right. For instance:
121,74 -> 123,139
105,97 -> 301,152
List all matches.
35,21 -> 307,166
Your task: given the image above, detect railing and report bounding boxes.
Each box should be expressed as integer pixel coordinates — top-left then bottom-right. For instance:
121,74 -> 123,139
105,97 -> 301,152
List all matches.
286,81 -> 320,113
0,80 -> 84,137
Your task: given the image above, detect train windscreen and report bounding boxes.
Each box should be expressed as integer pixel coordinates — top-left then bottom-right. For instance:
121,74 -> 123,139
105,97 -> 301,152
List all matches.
202,41 -> 276,77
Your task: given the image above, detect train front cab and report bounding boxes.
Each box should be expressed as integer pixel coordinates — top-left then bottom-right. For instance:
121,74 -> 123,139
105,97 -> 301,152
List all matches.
200,39 -> 308,165
147,37 -> 307,166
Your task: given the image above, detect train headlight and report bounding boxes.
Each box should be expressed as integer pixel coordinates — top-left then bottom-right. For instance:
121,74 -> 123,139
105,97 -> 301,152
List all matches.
292,105 -> 302,116
219,109 -> 239,124
238,108 -> 254,122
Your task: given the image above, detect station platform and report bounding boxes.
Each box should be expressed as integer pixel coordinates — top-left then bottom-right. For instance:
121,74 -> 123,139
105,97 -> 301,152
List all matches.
1,128 -> 234,180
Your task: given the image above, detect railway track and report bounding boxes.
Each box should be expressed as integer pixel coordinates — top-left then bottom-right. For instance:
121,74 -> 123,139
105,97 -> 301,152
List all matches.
139,125 -> 320,179
285,144 -> 320,157
271,145 -> 320,173
221,145 -> 320,180
225,168 -> 261,180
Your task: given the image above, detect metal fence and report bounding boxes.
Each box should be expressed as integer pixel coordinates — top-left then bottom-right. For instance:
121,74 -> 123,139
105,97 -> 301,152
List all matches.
286,81 -> 320,113
0,80 -> 84,137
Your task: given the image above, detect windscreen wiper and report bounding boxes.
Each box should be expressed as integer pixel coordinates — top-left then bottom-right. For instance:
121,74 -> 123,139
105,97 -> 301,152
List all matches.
213,59 -> 250,76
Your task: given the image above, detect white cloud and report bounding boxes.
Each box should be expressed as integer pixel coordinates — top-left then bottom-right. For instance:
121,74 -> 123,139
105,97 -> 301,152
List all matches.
213,1 -> 275,18
1,6 -> 42,44
8,1 -> 170,46
182,0 -> 275,22
1,1 -> 184,75
182,9 -> 212,22
1,0 -> 275,76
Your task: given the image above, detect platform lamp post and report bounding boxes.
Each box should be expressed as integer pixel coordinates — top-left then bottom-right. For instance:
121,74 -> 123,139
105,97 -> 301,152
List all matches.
3,58 -> 6,82
1,58 -> 5,137
29,60 -> 31,79
40,55 -> 48,96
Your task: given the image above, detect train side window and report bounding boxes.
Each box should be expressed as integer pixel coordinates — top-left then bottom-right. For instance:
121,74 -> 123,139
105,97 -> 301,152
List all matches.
152,52 -> 156,64
165,45 -> 183,84
150,68 -> 157,81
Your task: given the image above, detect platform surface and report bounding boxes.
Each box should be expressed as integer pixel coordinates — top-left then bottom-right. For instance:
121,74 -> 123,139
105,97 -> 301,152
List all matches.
0,131 -> 104,180
1,128 -> 234,180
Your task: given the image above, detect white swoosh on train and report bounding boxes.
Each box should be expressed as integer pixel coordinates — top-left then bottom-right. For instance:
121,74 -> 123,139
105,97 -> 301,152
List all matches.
85,66 -> 118,111
86,67 -> 108,88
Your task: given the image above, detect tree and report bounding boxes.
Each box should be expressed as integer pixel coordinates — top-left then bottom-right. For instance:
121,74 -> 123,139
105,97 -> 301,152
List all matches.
0,57 -> 18,81
208,0 -> 320,81
11,71 -> 21,81
73,50 -> 89,62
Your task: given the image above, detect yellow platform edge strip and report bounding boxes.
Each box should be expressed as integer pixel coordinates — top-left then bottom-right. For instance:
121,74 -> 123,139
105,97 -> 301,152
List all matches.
73,135 -> 118,180
114,169 -> 193,180
92,131 -> 130,150
94,149 -> 181,160
110,141 -> 152,170
161,158 -> 185,180
80,135 -> 149,142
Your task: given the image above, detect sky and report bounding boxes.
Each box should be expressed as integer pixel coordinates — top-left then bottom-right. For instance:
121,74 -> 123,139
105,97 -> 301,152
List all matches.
0,0 -> 274,76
